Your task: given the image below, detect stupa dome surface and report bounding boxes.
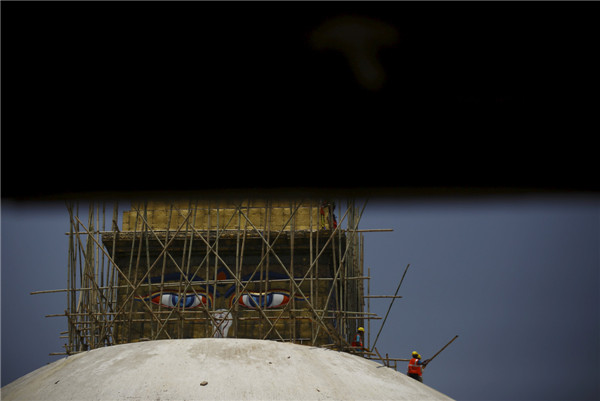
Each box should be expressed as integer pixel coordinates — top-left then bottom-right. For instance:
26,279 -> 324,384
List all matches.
2,338 -> 454,400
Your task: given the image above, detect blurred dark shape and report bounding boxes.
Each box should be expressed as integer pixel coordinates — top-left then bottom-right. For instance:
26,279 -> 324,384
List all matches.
311,16 -> 399,91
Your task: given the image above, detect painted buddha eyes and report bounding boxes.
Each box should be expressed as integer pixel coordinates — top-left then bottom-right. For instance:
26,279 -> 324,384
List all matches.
141,290 -> 293,310
237,291 -> 291,309
149,292 -> 210,309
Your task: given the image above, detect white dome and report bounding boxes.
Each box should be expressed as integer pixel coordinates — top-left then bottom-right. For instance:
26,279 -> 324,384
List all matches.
2,339 -> 454,400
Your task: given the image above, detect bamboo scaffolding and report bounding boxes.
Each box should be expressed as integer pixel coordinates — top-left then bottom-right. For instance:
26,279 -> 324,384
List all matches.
41,199 -> 405,365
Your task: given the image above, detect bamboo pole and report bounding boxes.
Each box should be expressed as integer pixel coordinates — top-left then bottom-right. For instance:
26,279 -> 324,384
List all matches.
367,267 -> 371,351
371,263 -> 410,351
290,201 -> 296,342
32,275 -> 373,295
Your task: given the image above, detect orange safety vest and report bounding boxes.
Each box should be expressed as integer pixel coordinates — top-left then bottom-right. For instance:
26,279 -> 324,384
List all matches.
407,358 -> 423,376
351,333 -> 363,347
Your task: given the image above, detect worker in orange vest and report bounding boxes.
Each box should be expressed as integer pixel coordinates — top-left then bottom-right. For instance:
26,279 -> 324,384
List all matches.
407,351 -> 430,383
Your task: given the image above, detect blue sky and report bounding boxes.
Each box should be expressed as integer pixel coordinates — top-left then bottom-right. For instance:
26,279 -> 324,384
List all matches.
2,195 -> 599,400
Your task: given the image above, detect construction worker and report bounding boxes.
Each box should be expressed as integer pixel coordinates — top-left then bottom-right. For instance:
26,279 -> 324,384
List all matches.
351,327 -> 365,350
319,201 -> 327,229
407,351 -> 430,383
319,200 -> 338,230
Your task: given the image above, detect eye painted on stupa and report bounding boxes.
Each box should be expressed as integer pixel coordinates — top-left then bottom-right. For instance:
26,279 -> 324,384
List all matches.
143,292 -> 211,309
236,291 -> 291,309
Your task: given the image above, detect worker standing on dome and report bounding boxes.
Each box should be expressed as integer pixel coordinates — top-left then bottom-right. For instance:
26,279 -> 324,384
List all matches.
407,351 -> 430,383
351,327 -> 366,350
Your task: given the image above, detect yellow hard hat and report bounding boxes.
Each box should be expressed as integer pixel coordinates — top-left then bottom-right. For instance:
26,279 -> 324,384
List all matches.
358,327 -> 365,332
412,351 -> 421,358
